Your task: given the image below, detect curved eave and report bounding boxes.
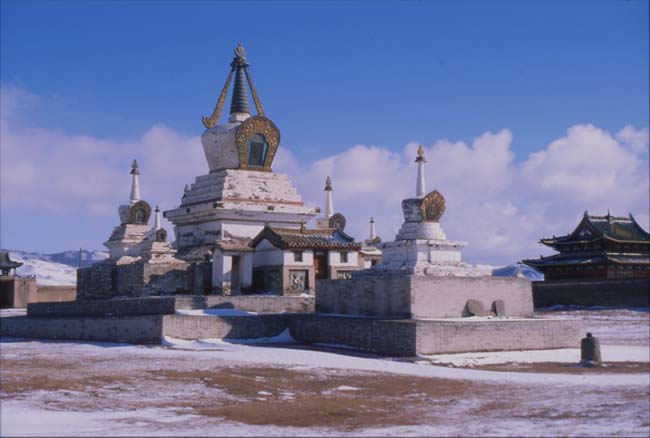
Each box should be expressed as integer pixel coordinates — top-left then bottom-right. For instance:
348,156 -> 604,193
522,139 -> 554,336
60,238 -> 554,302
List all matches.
540,235 -> 649,248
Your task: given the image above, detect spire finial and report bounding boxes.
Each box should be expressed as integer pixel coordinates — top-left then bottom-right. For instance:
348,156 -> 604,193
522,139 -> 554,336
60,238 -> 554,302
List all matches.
324,176 -> 334,217
324,176 -> 333,192
415,145 -> 426,197
234,43 -> 247,61
415,145 -> 426,163
369,217 -> 377,240
129,159 -> 141,204
229,44 -> 251,119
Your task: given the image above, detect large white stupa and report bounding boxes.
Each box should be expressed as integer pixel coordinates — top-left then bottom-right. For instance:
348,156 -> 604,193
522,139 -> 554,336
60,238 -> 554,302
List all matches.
164,45 -> 319,263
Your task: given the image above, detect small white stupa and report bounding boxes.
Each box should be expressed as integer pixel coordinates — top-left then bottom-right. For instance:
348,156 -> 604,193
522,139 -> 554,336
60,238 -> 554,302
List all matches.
104,160 -> 154,263
140,205 -> 178,264
373,146 -> 490,276
316,176 -> 337,229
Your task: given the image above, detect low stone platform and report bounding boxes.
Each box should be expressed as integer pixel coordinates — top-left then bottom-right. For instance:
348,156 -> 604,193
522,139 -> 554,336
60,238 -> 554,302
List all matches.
1,310 -> 582,356
174,295 -> 314,313
27,295 -> 314,318
289,315 -> 583,356
317,274 -> 534,318
1,314 -> 289,344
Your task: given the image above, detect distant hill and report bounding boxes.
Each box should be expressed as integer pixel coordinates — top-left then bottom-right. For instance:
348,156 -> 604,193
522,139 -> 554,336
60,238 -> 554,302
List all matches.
491,263 -> 544,281
2,249 -> 108,285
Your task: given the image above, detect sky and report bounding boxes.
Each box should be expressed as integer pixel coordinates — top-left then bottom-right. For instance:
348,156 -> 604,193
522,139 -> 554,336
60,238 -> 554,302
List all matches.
1,0 -> 648,265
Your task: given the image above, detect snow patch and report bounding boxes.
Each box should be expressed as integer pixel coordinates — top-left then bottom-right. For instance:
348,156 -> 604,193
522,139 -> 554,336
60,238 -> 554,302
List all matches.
175,308 -> 258,317
421,345 -> 650,366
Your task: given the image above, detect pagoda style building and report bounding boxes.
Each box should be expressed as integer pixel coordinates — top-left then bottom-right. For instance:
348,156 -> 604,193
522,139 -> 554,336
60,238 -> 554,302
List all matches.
523,212 -> 650,281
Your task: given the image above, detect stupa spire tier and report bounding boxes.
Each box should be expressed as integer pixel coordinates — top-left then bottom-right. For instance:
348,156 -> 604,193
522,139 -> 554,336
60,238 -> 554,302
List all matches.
229,60 -> 251,117
202,43 -> 266,128
129,159 -> 141,204
324,176 -> 334,218
153,205 -> 162,230
415,145 -> 426,198
369,217 -> 377,240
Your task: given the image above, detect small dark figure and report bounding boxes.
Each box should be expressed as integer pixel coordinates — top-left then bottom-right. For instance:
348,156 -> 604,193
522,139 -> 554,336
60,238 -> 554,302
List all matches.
580,332 -> 602,367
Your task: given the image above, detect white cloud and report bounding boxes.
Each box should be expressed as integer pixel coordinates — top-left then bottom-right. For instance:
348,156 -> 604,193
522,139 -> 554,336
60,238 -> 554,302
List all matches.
616,125 -> 650,155
2,85 -> 648,265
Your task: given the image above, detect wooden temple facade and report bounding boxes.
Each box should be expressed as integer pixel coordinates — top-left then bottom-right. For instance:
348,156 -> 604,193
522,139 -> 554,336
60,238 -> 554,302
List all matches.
523,212 -> 650,281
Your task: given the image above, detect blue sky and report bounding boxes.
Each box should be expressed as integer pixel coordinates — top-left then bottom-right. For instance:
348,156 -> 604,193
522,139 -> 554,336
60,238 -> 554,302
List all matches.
1,0 -> 649,264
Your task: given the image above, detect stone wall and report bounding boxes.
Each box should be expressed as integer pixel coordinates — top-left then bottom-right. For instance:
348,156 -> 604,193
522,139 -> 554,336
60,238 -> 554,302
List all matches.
174,295 -> 314,313
36,286 -> 77,302
0,277 -> 38,308
415,318 -> 583,354
77,260 -> 196,300
28,297 -> 176,317
143,262 -> 192,295
532,278 -> 650,308
0,315 -> 164,344
162,314 -> 288,339
411,276 -> 533,318
316,274 -> 412,318
77,264 -> 113,300
289,315 -> 418,356
316,274 -> 534,318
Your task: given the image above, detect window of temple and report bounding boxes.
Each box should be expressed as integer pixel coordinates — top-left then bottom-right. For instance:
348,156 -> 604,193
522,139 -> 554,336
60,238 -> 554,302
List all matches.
340,251 -> 349,263
293,251 -> 303,262
247,133 -> 269,166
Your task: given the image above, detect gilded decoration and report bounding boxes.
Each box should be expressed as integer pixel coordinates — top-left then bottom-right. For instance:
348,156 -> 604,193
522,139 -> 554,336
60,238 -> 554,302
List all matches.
235,115 -> 281,170
420,190 -> 445,223
129,200 -> 152,225
329,213 -> 347,231
202,68 -> 234,129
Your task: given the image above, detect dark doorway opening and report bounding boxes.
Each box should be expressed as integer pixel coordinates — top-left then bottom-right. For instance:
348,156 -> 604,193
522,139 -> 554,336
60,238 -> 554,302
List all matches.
314,251 -> 329,280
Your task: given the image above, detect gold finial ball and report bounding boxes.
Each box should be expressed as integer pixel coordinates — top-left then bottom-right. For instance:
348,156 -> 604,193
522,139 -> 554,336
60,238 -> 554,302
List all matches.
415,145 -> 426,163
234,43 -> 246,59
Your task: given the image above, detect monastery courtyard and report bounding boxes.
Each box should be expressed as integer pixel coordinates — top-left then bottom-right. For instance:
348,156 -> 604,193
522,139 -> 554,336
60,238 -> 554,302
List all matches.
1,307 -> 648,437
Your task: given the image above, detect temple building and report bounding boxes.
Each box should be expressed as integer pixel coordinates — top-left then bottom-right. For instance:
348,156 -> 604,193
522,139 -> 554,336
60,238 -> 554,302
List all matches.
249,224 -> 361,294
523,212 -> 650,281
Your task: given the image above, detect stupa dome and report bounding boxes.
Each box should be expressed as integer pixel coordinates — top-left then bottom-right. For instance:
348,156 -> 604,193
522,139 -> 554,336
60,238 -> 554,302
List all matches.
202,121 -> 242,172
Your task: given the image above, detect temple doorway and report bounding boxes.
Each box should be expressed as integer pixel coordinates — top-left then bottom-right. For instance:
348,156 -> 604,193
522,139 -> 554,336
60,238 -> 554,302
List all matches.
231,256 -> 241,291
314,250 -> 328,279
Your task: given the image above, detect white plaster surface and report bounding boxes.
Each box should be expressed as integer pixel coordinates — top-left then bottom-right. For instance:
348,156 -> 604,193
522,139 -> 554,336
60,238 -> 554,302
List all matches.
201,123 -> 241,172
165,169 -> 318,251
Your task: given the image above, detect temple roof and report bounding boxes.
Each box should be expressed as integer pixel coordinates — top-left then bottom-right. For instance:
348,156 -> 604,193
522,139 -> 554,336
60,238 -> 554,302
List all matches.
250,226 -> 361,251
523,250 -> 649,268
540,212 -> 650,247
216,238 -> 254,253
0,251 -> 23,271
